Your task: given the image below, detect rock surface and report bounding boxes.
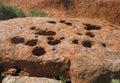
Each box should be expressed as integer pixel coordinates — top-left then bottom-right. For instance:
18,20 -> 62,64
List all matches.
0,17 -> 120,83
2,76 -> 60,83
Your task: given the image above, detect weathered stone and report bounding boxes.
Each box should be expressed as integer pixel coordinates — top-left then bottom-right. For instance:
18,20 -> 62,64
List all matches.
0,17 -> 120,83
2,76 -> 60,83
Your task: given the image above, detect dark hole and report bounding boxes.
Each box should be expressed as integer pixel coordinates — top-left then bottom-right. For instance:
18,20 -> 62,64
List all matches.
100,42 -> 106,47
82,40 -> 92,48
60,20 -> 66,23
115,27 -> 118,30
35,30 -> 56,36
35,35 -> 38,38
102,43 -> 106,47
48,40 -> 61,45
25,39 -> 38,46
77,33 -> 82,35
47,37 -> 54,40
65,22 -> 72,26
60,37 -> 65,40
54,77 -> 61,80
20,27 -> 23,29
52,47 -> 56,51
48,21 -> 56,24
30,27 -> 36,30
11,36 -> 25,44
32,47 -> 46,56
72,39 -> 78,44
85,32 -> 95,38
14,67 -> 21,76
84,24 -> 101,30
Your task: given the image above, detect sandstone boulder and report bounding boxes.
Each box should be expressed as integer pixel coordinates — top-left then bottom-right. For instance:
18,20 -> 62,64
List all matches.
0,17 -> 120,83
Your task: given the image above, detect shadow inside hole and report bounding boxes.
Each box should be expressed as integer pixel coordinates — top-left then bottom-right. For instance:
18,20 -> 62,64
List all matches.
60,20 -> 66,23
72,39 -> 79,44
60,37 -> 65,40
32,47 -> 46,56
84,24 -> 101,30
47,37 -> 54,40
65,22 -> 72,26
11,36 -> 25,44
35,30 -> 56,36
25,39 -> 38,46
30,27 -> 36,30
48,40 -> 61,45
85,32 -> 95,38
82,40 -> 92,48
48,21 -> 56,24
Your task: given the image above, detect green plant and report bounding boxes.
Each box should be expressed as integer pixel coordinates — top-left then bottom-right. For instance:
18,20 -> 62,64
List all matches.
28,9 -> 47,17
111,79 -> 120,83
0,0 -> 25,20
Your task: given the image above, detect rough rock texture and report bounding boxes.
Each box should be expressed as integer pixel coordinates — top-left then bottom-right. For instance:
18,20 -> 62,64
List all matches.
3,0 -> 120,27
2,76 -> 60,83
0,17 -> 120,83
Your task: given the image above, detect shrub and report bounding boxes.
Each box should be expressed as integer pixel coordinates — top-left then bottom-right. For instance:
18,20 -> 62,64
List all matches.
111,79 -> 120,83
28,9 -> 47,17
0,0 -> 25,20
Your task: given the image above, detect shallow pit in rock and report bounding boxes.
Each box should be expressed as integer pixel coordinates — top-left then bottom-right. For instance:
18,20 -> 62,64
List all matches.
25,39 -> 38,46
84,24 -> 101,30
32,47 -> 46,56
82,40 -> 92,48
48,40 -> 61,45
35,30 -> 56,36
11,36 -> 25,44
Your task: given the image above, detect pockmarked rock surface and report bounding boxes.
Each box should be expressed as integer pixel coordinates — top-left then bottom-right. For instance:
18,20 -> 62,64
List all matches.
0,17 -> 120,83
2,76 -> 60,83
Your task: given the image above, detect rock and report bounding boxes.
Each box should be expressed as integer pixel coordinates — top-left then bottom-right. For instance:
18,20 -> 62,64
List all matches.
1,68 -> 17,76
2,76 -> 60,83
0,17 -> 120,83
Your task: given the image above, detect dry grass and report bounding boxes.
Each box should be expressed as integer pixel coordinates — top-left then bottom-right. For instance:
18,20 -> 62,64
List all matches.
3,0 -> 120,26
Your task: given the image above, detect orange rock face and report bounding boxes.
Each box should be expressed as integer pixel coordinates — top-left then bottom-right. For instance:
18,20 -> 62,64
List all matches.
0,17 -> 120,83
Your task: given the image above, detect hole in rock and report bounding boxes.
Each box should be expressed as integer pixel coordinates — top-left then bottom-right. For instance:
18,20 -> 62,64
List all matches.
11,36 -> 25,44
82,40 -> 92,48
47,37 -> 54,40
65,22 -> 72,26
84,24 -> 101,30
30,26 -> 36,30
60,20 -> 66,23
48,21 -> 56,24
35,30 -> 56,36
25,39 -> 38,46
32,47 -> 46,56
78,32 -> 83,35
52,47 -> 56,51
20,27 -> 23,29
60,37 -> 65,40
48,40 -> 61,45
14,67 -> 21,76
72,39 -> 79,44
85,32 -> 95,38
35,35 -> 38,38
102,43 -> 106,47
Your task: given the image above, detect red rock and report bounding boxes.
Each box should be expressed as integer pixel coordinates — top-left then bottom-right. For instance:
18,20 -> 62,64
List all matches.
0,17 -> 120,83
